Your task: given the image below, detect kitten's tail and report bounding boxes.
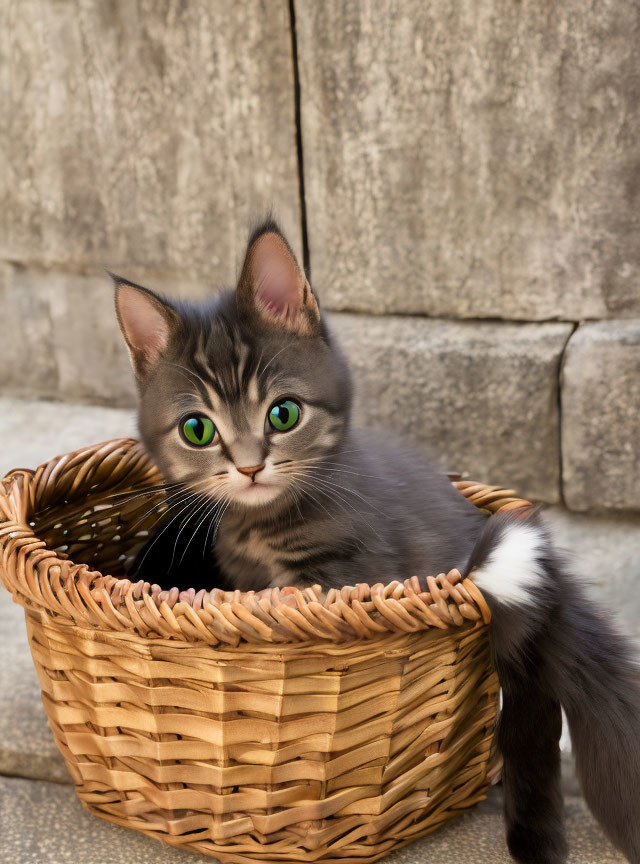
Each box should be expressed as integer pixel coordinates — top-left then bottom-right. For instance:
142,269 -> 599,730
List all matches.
466,509 -> 640,864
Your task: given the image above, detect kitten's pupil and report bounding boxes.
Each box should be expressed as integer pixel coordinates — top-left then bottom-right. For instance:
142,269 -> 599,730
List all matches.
192,418 -> 205,439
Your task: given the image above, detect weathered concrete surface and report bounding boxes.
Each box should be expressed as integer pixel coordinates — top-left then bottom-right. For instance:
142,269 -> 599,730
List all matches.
0,398 -> 135,479
332,314 -> 572,503
0,265 -> 137,405
297,0 -> 640,320
0,778 -> 624,864
562,321 -> 640,512
0,264 -> 243,406
0,590 -> 68,783
543,506 -> 640,638
1,0 -> 302,282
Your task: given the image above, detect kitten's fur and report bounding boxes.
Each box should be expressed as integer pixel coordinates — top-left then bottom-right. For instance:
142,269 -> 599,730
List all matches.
114,219 -> 640,864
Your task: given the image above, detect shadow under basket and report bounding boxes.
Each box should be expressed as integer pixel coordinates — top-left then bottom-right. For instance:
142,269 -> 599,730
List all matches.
0,439 -> 529,863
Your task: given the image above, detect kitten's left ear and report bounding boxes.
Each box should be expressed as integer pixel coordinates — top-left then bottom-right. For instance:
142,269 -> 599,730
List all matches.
236,223 -> 320,336
111,274 -> 180,379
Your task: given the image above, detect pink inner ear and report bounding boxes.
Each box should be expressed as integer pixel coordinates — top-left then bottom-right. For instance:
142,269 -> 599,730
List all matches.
252,234 -> 303,317
117,285 -> 171,364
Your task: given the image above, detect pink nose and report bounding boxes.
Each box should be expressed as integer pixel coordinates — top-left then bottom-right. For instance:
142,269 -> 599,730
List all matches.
236,464 -> 265,482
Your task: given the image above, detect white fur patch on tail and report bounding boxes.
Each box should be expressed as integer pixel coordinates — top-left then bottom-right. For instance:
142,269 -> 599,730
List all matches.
471,523 -> 547,607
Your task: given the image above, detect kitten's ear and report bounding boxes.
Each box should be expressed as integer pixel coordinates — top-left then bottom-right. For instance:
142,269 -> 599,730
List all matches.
236,223 -> 320,335
111,274 -> 179,378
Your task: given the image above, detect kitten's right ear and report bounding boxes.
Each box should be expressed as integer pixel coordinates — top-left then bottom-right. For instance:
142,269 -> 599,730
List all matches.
236,221 -> 320,336
110,273 -> 179,379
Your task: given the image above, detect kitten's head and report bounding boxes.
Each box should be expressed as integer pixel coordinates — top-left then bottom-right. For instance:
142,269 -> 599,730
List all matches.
113,220 -> 352,510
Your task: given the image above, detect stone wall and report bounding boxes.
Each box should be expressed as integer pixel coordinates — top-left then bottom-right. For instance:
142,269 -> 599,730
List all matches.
2,1 -> 639,604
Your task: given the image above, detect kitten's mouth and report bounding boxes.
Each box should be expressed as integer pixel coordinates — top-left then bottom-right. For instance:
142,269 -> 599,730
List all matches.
233,482 -> 282,506
239,482 -> 271,493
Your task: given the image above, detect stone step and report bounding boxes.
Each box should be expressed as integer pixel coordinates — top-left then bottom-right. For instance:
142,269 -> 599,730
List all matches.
0,776 -> 196,864
0,397 -> 135,480
0,589 -> 68,783
0,777 -> 625,864
544,505 -> 640,640
0,397 -> 135,783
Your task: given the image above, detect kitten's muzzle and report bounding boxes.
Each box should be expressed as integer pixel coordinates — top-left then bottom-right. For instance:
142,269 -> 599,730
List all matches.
236,464 -> 265,482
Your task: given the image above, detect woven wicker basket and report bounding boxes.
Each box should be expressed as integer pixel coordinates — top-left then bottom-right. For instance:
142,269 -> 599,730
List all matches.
0,438 -> 529,863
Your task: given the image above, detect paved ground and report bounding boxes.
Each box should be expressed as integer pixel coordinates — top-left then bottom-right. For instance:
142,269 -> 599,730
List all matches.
0,776 -> 625,864
0,396 -> 629,863
0,396 -> 135,479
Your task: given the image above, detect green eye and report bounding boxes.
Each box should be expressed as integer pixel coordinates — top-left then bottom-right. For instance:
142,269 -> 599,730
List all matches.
268,400 -> 301,432
181,415 -> 216,447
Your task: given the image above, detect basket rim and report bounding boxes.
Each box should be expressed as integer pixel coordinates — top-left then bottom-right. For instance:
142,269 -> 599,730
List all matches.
0,438 -> 531,645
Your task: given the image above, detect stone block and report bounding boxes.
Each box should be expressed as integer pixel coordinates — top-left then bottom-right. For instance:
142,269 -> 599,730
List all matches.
330,314 -> 572,503
0,266 -> 135,405
297,0 -> 640,320
562,321 -> 640,511
0,264 -> 59,400
0,264 -> 245,405
1,0 -> 302,281
543,506 -> 640,638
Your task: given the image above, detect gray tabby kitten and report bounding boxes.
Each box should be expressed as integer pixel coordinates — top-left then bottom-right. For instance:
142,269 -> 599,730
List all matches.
113,220 -> 640,864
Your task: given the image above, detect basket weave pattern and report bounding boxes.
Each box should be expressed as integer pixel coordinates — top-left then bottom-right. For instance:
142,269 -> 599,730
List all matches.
0,439 -> 529,862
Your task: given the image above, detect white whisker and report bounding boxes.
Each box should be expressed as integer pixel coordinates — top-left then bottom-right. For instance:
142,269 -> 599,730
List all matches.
178,493 -> 229,566
133,488 -> 212,572
259,344 -> 292,377
169,491 -> 213,569
289,472 -> 384,541
125,478 -> 214,532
